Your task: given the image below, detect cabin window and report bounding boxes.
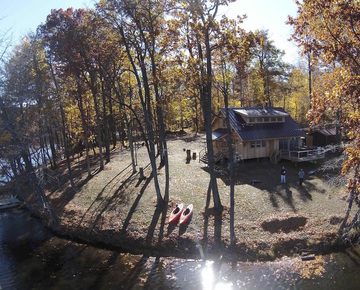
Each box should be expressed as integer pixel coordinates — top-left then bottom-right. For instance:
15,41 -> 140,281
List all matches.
251,140 -> 266,148
289,138 -> 298,150
279,139 -> 288,150
247,116 -> 285,124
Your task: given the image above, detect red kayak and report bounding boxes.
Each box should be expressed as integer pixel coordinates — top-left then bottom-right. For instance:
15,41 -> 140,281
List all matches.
169,203 -> 184,223
179,204 -> 193,225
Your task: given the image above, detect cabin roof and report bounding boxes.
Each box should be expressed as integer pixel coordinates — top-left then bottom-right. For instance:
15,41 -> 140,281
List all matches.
212,128 -> 227,140
311,128 -> 336,136
220,107 -> 306,141
234,107 -> 288,118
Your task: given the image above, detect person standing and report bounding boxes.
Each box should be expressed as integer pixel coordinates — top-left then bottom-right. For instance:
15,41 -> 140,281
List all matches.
281,166 -> 286,184
298,169 -> 305,186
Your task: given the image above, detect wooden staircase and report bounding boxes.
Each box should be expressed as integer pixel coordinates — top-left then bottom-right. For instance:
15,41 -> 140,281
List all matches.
270,150 -> 281,164
199,148 -> 227,164
199,153 -> 209,164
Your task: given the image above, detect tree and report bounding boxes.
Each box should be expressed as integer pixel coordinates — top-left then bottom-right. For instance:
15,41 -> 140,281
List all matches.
289,0 -> 360,242
286,67 -> 310,127
98,0 -> 174,208
41,8 -> 105,176
47,49 -> 77,190
0,34 -> 58,224
211,15 -> 253,243
251,30 -> 287,107
180,0 -> 239,212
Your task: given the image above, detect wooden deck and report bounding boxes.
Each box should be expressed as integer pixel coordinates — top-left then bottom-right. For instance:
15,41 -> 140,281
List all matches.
201,147 -> 327,164
279,148 -> 325,162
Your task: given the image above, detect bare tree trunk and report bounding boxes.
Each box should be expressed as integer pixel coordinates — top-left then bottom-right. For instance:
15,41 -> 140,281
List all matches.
48,57 -> 77,190
307,50 -> 312,107
117,22 -> 164,208
203,27 -> 222,210
47,125 -> 57,169
92,91 -> 105,171
0,99 -> 58,225
102,82 -> 111,164
224,100 -> 235,244
77,90 -> 92,178
338,166 -> 359,238
124,113 -> 137,174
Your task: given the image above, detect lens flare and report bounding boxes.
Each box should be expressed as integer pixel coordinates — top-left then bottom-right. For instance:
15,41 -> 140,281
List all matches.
201,260 -> 232,290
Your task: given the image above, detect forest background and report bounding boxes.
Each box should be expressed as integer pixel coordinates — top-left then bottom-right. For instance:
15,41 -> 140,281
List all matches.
0,0 -> 359,244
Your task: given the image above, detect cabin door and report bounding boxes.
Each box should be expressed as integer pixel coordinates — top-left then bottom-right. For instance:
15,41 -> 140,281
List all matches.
268,140 -> 276,152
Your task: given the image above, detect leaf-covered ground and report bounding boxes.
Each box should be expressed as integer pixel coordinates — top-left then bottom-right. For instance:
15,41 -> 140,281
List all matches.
37,132 -> 355,261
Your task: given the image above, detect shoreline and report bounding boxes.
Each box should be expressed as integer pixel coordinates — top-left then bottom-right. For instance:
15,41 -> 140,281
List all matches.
28,201 -> 345,263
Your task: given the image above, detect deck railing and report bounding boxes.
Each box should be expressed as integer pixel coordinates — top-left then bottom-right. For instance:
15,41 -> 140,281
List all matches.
199,147 -> 207,163
201,146 -> 328,164
279,148 -> 325,162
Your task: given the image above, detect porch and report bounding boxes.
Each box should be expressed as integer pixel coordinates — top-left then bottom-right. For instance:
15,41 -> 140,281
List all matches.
199,147 -> 243,164
270,147 -> 325,164
200,147 -> 326,164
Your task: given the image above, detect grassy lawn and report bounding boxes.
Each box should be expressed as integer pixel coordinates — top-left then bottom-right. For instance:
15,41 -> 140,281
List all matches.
41,132 -> 354,261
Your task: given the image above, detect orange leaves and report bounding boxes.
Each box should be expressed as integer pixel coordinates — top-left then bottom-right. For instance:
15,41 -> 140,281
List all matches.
290,1 -> 360,200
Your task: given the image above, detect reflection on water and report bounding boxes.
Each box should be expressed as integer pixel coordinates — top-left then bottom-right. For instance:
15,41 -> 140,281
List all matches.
1,209 -> 360,289
200,260 -> 232,290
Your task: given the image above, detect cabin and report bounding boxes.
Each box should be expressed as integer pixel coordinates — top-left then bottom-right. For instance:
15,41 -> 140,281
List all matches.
202,107 -> 325,164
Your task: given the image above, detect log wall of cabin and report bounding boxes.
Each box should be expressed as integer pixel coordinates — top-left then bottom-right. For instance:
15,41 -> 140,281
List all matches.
212,115 -> 303,161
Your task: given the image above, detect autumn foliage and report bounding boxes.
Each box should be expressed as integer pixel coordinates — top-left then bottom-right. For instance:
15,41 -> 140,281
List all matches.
289,0 -> 360,240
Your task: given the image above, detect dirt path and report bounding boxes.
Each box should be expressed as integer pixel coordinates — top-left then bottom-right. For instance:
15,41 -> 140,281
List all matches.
43,132 -> 353,261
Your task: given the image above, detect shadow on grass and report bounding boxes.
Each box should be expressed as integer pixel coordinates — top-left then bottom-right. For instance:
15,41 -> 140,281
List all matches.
46,155 -> 103,210
167,221 -> 178,236
46,153 -> 122,210
50,174 -> 95,210
202,182 -> 212,245
201,181 -> 223,253
77,163 -> 135,228
122,173 -> 153,235
145,202 -> 168,245
179,215 -> 193,236
203,158 -> 326,213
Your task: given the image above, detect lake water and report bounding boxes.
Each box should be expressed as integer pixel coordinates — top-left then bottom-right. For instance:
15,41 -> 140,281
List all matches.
1,208 -> 360,289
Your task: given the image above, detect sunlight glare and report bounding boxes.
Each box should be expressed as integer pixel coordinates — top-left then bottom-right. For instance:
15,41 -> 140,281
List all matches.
201,260 -> 232,290
201,261 -> 214,289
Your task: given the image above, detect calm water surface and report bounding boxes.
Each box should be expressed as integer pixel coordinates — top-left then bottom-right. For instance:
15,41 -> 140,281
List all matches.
1,209 -> 360,289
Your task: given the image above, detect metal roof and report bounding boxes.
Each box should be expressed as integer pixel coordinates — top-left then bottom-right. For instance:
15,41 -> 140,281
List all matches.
311,128 -> 336,136
220,107 -> 306,141
234,107 -> 288,117
211,128 -> 228,140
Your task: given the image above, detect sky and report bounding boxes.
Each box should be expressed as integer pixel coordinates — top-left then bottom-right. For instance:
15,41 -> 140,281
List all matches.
0,0 -> 301,64
221,0 -> 301,64
0,0 -> 95,43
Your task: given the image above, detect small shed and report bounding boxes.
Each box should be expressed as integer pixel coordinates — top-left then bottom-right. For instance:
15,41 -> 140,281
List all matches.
310,128 -> 337,147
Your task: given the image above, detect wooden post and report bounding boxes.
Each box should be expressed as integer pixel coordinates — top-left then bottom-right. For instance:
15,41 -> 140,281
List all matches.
139,167 -> 145,180
186,149 -> 191,163
192,152 -> 196,160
